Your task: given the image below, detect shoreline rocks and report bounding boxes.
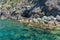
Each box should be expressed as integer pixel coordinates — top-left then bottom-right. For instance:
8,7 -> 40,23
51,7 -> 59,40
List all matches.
0,0 -> 60,31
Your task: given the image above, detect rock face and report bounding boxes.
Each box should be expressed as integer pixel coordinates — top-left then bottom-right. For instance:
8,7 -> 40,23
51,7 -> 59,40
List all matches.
44,0 -> 60,16
0,0 -> 60,19
45,0 -> 60,10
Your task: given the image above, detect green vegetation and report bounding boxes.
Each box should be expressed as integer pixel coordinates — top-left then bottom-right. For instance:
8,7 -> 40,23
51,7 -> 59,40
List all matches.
2,0 -> 21,7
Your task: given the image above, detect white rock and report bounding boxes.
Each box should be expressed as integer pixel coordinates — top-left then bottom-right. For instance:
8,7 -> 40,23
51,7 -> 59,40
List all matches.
32,18 -> 38,23
37,18 -> 41,21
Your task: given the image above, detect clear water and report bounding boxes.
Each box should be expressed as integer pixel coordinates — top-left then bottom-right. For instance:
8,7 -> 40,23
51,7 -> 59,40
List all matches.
0,19 -> 60,40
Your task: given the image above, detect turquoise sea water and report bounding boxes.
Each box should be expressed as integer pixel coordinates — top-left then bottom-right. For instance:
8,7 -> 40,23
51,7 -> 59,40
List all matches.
0,19 -> 60,40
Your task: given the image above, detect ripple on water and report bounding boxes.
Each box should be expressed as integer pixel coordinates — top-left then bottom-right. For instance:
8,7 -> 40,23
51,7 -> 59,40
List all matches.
0,19 -> 59,40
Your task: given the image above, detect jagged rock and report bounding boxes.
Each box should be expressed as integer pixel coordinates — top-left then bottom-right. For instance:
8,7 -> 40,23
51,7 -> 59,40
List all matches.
56,15 -> 60,22
37,18 -> 41,21
44,20 -> 48,24
32,18 -> 38,23
56,18 -> 60,22
45,0 -> 60,10
32,7 -> 41,13
49,16 -> 54,19
0,16 -> 7,19
42,16 -> 48,21
48,21 -> 56,29
1,0 -> 60,20
56,15 -> 60,18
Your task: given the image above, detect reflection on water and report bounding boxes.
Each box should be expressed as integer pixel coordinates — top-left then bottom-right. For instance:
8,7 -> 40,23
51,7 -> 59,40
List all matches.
0,19 -> 60,40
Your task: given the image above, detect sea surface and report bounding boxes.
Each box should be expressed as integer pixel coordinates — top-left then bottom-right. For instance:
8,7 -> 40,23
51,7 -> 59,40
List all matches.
0,19 -> 60,40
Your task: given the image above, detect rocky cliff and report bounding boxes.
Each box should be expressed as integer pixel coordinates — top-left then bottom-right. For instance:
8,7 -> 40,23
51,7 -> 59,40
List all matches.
0,0 -> 60,19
